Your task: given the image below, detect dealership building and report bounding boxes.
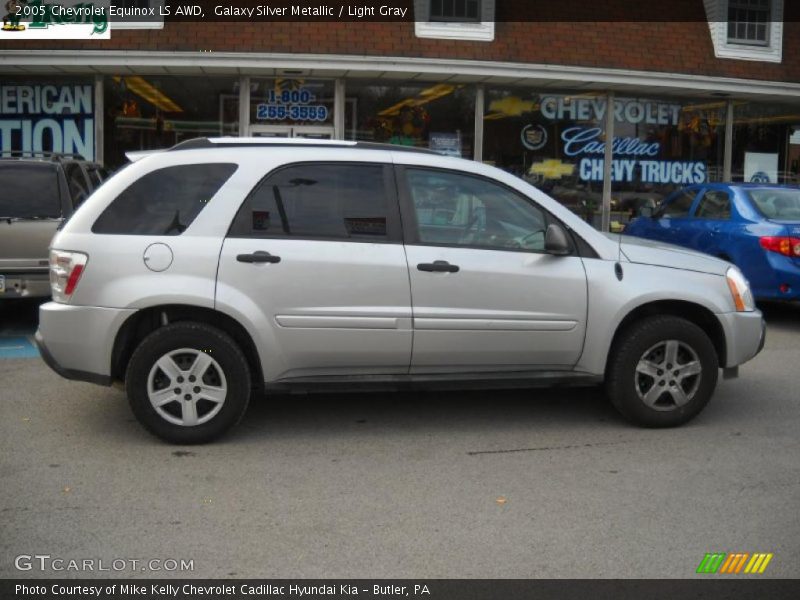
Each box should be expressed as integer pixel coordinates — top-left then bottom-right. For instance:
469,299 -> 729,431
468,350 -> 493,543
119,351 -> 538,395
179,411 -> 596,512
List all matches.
1,0 -> 799,229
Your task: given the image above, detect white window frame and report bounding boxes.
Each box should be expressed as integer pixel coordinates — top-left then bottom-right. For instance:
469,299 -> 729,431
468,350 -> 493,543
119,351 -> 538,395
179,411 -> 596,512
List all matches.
414,0 -> 495,42
111,0 -> 164,30
704,0 -> 783,62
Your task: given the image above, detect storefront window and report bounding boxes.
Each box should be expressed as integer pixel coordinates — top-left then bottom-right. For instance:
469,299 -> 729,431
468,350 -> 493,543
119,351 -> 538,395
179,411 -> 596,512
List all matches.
103,75 -> 239,169
345,81 -> 475,157
483,89 -> 606,226
484,89 -> 727,229
731,101 -> 800,185
610,96 -> 726,229
249,78 -> 335,137
0,76 -> 95,160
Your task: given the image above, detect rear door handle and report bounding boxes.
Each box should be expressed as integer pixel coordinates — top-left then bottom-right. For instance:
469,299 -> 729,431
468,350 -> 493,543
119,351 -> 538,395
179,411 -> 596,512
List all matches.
417,260 -> 459,273
237,251 -> 281,264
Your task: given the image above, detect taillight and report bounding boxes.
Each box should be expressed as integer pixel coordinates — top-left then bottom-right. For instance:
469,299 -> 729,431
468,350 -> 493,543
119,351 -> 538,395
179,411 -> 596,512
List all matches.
759,236 -> 800,257
50,250 -> 88,303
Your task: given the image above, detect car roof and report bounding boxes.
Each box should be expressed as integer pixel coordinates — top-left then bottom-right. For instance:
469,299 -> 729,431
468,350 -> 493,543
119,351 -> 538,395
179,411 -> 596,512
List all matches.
168,137 -> 440,155
704,182 -> 798,190
0,151 -> 88,163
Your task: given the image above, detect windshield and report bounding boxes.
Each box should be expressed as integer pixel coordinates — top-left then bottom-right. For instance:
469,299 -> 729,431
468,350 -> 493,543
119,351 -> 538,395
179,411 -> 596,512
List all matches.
0,163 -> 61,219
748,188 -> 800,221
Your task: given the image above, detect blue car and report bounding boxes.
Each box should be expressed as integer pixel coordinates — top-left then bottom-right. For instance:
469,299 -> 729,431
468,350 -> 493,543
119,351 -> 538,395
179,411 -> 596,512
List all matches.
625,183 -> 800,301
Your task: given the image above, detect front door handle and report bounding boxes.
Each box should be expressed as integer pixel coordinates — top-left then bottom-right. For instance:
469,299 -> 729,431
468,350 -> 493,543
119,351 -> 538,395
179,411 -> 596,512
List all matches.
237,251 -> 281,264
417,260 -> 459,273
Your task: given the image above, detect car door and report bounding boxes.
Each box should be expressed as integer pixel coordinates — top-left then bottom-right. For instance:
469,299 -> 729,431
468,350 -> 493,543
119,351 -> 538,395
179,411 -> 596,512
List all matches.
397,166 -> 588,372
691,188 -> 733,258
216,162 -> 413,381
655,187 -> 702,247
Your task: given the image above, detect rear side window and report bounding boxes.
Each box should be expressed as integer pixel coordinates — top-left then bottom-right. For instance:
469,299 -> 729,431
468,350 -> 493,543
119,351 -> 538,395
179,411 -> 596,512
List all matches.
229,163 -> 390,240
65,163 -> 91,208
0,163 -> 61,219
694,190 -> 731,219
92,163 -> 237,235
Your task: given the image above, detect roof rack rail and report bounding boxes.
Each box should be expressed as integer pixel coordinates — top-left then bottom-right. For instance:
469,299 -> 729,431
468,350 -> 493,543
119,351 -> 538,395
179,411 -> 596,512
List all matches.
0,150 -> 87,161
167,137 -> 440,155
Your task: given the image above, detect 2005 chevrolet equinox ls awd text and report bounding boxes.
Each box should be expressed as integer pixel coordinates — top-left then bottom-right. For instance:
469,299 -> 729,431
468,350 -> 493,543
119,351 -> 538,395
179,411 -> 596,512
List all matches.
35,138 -> 765,444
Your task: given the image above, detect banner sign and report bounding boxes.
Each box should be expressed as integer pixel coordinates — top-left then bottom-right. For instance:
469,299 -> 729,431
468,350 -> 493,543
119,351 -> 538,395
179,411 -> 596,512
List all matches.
0,83 -> 95,160
540,96 -> 681,126
562,126 -> 706,184
256,87 -> 329,122
0,0 -> 110,39
518,96 -> 707,185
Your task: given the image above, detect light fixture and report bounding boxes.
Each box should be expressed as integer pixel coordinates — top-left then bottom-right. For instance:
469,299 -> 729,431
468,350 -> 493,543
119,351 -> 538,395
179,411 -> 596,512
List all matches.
114,76 -> 183,113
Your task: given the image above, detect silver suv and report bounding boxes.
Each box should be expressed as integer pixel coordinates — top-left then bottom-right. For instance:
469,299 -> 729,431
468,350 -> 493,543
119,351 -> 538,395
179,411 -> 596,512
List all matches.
35,138 -> 765,443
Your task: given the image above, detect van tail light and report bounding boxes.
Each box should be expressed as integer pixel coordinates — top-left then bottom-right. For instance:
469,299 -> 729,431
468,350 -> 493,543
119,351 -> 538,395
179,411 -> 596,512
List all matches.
759,236 -> 800,258
50,250 -> 88,303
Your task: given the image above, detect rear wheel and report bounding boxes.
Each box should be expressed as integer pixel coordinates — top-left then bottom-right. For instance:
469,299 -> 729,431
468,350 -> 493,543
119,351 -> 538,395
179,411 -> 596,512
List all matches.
606,316 -> 718,427
126,322 -> 251,444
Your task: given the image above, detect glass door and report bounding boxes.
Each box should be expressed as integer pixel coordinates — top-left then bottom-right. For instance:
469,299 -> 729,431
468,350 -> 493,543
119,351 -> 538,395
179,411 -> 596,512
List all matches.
248,125 -> 334,139
292,126 -> 334,139
249,125 -> 292,137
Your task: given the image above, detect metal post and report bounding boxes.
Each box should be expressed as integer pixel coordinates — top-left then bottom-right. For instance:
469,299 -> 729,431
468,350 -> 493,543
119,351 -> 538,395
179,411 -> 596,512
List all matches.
334,78 -> 346,140
723,99 -> 734,181
601,91 -> 615,232
238,76 -> 250,137
94,74 -> 103,164
473,85 -> 484,162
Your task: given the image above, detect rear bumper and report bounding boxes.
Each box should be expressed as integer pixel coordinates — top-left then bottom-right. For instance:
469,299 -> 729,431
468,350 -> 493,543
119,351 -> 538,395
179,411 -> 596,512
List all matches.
751,254 -> 800,300
36,302 -> 136,385
718,310 -> 766,368
0,272 -> 50,299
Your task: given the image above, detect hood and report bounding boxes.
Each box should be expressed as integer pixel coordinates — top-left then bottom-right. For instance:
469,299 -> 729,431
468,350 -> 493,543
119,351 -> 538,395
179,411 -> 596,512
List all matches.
614,235 -> 730,276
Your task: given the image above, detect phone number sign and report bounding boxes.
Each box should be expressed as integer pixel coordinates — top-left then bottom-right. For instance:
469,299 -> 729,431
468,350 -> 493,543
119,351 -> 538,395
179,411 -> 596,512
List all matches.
256,88 -> 329,122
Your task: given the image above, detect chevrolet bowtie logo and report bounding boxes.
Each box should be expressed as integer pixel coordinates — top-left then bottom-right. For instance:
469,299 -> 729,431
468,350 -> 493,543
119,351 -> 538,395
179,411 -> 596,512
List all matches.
529,159 -> 575,180
696,552 -> 774,574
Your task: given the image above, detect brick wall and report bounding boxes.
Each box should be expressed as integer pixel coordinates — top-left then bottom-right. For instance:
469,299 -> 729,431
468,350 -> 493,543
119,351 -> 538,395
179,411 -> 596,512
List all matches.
2,20 -> 800,83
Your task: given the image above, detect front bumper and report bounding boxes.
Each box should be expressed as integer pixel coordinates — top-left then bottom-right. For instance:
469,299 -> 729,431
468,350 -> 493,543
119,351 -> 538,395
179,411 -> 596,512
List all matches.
35,302 -> 136,386
717,309 -> 766,369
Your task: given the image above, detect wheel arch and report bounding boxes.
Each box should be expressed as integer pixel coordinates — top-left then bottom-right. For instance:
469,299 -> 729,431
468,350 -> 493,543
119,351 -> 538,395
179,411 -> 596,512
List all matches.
110,304 -> 264,388
606,300 -> 727,376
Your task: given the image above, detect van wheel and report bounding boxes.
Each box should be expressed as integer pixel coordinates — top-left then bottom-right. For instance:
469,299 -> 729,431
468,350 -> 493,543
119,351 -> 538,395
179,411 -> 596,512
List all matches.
606,316 -> 718,427
126,322 -> 251,444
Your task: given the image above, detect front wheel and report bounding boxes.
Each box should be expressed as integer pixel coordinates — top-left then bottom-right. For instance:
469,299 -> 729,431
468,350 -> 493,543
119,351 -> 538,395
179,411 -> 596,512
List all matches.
126,322 -> 251,444
606,316 -> 719,427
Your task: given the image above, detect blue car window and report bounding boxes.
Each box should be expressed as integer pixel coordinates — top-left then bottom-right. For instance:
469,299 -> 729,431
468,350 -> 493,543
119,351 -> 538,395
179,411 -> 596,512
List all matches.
695,190 -> 731,220
749,189 -> 800,220
661,189 -> 696,217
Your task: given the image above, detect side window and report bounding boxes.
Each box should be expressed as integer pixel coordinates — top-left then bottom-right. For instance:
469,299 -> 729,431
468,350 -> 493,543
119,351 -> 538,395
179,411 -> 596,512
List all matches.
86,165 -> 103,189
661,189 -> 697,217
92,163 -> 237,235
229,163 -> 390,240
405,168 -> 550,252
64,163 -> 91,208
694,190 -> 732,220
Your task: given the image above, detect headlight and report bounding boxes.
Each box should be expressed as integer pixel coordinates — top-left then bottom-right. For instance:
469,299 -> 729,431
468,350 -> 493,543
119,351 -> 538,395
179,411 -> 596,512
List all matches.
726,266 -> 755,312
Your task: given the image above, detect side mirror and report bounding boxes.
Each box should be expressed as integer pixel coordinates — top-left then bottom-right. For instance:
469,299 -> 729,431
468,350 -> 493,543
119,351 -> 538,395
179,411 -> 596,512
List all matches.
638,206 -> 654,218
544,223 -> 571,256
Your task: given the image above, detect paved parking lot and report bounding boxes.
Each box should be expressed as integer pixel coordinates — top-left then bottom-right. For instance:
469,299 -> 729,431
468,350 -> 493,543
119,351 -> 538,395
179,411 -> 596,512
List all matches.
1,299 -> 799,579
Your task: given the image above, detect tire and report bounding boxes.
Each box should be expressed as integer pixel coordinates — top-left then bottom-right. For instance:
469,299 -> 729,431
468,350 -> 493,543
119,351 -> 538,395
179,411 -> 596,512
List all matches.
605,316 -> 718,427
125,322 -> 251,444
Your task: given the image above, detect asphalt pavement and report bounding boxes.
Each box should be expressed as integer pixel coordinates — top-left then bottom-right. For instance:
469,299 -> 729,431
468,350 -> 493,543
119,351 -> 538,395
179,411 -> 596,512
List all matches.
1,298 -> 799,578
